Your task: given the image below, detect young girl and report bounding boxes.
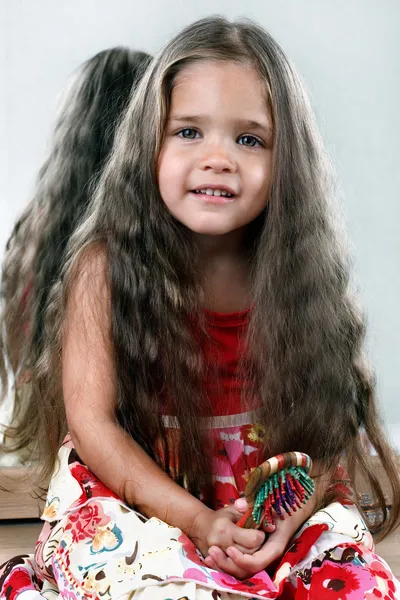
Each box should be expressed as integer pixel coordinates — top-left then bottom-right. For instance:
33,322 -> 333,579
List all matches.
1,16 -> 399,600
0,46 -> 151,462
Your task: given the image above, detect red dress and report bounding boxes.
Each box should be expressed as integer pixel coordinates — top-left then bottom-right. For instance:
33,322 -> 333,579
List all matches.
160,307 -> 265,509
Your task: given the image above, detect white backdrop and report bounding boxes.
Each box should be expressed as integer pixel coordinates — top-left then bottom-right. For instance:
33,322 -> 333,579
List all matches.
0,0 -> 399,444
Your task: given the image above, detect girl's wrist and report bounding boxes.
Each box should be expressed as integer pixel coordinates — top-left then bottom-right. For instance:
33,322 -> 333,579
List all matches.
184,505 -> 213,541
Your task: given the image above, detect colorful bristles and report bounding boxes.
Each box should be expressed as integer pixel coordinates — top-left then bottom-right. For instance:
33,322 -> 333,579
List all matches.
237,452 -> 315,530
251,465 -> 315,527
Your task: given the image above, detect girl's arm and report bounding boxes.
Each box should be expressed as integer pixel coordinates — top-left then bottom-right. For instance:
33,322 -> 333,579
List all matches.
62,248 -> 264,556
62,248 -> 207,532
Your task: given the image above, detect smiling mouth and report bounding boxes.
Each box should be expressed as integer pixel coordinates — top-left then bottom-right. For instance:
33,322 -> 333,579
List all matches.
191,188 -> 235,198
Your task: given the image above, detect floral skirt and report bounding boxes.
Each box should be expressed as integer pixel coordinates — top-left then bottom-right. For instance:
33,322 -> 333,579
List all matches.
0,442 -> 398,600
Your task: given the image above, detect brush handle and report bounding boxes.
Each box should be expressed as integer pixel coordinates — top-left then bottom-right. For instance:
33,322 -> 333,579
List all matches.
244,452 -> 312,504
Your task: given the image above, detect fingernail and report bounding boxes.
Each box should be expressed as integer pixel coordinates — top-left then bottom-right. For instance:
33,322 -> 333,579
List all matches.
235,497 -> 248,511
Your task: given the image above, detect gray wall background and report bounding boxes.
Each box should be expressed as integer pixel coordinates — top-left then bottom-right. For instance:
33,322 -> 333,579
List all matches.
0,0 -> 399,442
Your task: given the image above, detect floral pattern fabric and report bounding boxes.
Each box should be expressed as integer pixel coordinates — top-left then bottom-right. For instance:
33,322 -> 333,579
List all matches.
1,429 -> 398,600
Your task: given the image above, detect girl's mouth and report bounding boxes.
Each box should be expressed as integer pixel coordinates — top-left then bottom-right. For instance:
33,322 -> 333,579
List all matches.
191,189 -> 236,204
192,188 -> 234,198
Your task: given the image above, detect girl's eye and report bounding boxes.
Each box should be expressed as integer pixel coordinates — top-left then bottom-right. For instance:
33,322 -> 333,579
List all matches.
238,135 -> 262,148
177,128 -> 199,139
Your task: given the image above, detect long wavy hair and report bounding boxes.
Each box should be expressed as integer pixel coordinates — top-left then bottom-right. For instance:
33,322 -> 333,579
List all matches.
20,17 -> 400,538
0,46 -> 152,451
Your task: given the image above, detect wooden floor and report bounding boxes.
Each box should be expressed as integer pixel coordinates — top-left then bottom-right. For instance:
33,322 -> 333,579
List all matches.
1,520 -> 399,579
0,520 -> 43,564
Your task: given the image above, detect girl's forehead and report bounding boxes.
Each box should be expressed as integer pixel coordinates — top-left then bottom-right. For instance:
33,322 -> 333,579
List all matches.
169,60 -> 271,124
173,59 -> 258,87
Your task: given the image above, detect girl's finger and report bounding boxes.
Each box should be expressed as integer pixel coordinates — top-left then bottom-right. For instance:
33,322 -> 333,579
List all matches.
262,522 -> 276,534
204,555 -> 220,571
227,541 -> 282,571
221,504 -> 248,522
234,497 -> 248,512
232,525 -> 265,549
231,543 -> 259,555
226,546 -> 263,571
208,546 -> 250,579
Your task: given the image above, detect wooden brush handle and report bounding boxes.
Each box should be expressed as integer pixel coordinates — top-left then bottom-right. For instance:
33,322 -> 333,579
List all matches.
244,452 -> 313,504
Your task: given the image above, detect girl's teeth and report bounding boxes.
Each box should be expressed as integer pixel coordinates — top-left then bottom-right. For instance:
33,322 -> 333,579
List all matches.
195,189 -> 232,197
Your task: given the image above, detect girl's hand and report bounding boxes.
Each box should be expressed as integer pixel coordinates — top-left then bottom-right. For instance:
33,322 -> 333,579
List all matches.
204,500 -> 315,579
189,499 -> 267,559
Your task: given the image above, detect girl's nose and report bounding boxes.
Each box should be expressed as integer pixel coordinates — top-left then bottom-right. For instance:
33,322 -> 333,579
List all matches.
198,142 -> 237,173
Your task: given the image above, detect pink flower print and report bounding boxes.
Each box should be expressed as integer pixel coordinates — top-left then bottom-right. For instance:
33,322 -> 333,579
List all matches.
64,501 -> 110,543
182,568 -> 208,584
224,439 -> 244,465
211,570 -> 239,588
211,568 -> 275,595
365,557 -> 399,599
307,560 -> 376,599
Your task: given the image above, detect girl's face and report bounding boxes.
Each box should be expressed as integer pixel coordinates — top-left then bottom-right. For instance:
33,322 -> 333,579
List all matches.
158,60 -> 273,238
